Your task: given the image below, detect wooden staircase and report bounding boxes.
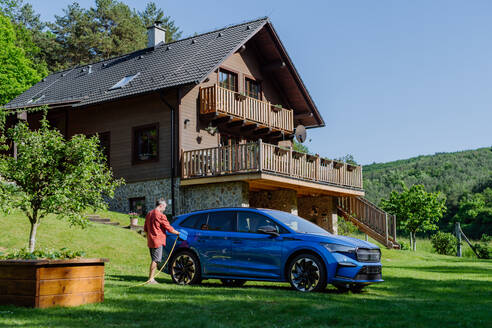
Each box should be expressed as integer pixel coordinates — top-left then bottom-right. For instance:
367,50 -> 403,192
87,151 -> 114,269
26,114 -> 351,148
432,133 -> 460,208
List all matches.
337,197 -> 400,249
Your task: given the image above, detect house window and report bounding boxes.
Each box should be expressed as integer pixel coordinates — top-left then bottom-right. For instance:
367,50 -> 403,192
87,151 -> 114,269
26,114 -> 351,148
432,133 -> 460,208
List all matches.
219,69 -> 238,92
129,197 -> 146,217
133,123 -> 159,164
245,78 -> 261,100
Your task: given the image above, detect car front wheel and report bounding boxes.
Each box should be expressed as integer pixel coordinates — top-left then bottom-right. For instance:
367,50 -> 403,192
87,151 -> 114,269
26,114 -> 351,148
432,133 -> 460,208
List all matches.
288,253 -> 326,292
170,251 -> 201,285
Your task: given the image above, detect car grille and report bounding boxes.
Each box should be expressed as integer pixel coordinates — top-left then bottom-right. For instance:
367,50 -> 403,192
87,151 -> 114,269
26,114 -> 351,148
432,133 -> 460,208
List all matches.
355,265 -> 382,281
356,248 -> 381,262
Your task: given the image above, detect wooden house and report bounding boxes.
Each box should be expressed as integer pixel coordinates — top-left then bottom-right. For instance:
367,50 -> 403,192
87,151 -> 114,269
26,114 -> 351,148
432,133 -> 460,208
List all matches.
5,18 -> 398,248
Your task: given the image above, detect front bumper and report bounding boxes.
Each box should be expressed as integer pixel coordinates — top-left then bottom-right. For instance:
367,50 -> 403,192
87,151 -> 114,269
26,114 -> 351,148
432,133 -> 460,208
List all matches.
330,252 -> 383,284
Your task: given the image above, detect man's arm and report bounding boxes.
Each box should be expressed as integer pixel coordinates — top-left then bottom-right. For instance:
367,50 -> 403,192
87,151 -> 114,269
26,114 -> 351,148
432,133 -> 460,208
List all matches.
159,214 -> 179,235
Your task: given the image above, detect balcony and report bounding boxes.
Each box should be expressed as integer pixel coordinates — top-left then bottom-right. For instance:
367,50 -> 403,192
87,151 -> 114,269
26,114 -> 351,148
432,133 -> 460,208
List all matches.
181,140 -> 363,195
199,84 -> 294,134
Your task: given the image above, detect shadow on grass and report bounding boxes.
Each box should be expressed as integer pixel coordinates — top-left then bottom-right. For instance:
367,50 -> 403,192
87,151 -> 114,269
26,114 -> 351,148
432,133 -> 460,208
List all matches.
1,275 -> 491,328
109,274 -> 343,294
396,265 -> 492,275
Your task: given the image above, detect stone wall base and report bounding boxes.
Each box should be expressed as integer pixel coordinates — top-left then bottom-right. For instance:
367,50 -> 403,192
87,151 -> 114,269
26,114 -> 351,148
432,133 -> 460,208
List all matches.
179,181 -> 249,215
106,178 -> 179,216
249,189 -> 298,214
298,196 -> 338,234
106,179 -> 338,235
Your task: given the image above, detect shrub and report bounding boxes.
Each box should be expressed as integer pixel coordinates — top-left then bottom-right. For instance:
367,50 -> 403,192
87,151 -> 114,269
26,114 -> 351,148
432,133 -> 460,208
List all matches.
0,248 -> 85,260
473,234 -> 491,259
399,240 -> 410,250
338,218 -> 358,235
431,231 -> 457,255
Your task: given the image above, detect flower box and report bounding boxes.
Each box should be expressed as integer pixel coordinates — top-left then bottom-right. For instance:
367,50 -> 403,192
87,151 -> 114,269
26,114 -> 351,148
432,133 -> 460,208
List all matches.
0,258 -> 108,308
235,92 -> 247,101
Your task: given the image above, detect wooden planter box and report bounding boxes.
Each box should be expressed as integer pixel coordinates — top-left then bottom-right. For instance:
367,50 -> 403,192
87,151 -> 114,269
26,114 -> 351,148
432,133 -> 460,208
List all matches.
0,258 -> 108,308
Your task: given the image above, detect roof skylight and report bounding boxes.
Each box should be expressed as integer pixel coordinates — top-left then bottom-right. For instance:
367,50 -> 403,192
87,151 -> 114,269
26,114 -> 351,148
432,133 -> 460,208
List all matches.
27,94 -> 45,104
109,73 -> 140,90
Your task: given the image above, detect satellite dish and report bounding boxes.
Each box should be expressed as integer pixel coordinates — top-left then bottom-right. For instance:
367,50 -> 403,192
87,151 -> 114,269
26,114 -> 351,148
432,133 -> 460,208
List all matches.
295,125 -> 307,143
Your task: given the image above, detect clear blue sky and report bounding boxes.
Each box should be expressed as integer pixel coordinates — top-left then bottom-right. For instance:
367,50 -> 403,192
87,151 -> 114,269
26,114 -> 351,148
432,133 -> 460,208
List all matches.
30,0 -> 492,164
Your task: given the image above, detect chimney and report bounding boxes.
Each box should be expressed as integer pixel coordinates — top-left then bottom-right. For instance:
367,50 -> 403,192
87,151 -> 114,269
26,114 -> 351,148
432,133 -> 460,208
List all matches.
147,20 -> 166,48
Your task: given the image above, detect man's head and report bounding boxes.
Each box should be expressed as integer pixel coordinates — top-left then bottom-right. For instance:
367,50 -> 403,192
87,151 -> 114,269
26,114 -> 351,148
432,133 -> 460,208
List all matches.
155,199 -> 167,213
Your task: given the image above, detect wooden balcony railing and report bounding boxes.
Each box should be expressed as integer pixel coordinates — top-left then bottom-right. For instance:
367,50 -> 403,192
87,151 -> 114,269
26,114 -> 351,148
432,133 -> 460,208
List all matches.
200,84 -> 294,133
181,140 -> 363,190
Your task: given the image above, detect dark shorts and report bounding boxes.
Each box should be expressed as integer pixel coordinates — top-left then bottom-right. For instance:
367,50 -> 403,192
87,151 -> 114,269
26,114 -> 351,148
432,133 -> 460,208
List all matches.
149,246 -> 163,262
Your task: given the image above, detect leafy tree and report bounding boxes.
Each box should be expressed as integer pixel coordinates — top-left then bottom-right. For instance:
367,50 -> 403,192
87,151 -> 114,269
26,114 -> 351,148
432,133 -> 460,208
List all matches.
453,187 -> 492,236
0,111 -> 123,252
138,2 -> 181,43
49,0 -> 181,70
380,184 -> 446,251
0,0 -> 49,77
364,148 -> 492,237
0,13 -> 43,105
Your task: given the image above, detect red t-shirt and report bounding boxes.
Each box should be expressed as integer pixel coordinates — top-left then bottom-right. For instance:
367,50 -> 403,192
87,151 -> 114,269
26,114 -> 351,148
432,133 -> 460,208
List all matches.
144,209 -> 176,248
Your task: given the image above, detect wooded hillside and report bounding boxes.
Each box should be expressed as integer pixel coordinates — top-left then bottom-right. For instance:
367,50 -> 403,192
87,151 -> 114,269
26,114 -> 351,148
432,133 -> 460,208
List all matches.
363,147 -> 492,236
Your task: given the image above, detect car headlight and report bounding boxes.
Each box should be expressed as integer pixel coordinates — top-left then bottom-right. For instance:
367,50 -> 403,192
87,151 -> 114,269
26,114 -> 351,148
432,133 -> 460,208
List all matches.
356,248 -> 381,262
322,243 -> 356,253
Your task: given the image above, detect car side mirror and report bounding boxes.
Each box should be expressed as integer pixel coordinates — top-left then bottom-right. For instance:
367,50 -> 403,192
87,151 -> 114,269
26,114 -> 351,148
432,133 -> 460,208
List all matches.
257,225 -> 279,237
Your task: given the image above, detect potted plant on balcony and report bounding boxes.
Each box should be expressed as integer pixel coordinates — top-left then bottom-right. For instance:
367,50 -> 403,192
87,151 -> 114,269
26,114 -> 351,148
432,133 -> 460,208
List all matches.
235,92 -> 247,101
0,112 -> 122,308
271,104 -> 283,112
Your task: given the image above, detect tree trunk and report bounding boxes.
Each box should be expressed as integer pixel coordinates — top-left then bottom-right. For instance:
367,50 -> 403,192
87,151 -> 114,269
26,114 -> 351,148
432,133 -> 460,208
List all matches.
409,232 -> 413,250
412,231 -> 417,251
28,221 -> 38,252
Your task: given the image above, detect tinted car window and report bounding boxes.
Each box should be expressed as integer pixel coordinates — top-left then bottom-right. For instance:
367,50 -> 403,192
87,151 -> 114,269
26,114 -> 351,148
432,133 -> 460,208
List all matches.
207,211 -> 235,231
237,212 -> 282,233
180,213 -> 207,229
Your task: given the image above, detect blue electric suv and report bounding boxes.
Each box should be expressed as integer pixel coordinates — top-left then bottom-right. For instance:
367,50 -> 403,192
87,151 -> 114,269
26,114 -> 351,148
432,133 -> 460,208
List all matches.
162,208 -> 383,292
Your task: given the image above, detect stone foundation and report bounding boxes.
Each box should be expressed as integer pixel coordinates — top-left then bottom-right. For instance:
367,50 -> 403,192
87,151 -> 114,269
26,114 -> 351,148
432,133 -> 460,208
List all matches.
298,196 -> 338,234
179,181 -> 249,215
249,189 -> 298,215
106,178 -> 338,235
106,178 -> 180,216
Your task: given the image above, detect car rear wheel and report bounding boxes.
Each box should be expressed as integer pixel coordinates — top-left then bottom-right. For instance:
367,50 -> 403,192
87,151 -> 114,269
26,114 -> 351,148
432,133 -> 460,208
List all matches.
170,251 -> 201,285
288,254 -> 326,292
220,279 -> 246,287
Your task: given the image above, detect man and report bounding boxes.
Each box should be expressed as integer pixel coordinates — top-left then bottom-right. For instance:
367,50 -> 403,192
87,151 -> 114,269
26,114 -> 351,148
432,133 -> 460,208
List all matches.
144,199 -> 179,284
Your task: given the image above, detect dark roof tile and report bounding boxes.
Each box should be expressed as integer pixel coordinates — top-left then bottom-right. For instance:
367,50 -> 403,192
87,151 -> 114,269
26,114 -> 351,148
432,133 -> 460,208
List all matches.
5,17 -> 268,109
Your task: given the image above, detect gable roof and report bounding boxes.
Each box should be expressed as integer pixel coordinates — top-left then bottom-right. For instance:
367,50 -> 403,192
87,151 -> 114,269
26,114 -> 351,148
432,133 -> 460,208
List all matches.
5,17 -> 324,127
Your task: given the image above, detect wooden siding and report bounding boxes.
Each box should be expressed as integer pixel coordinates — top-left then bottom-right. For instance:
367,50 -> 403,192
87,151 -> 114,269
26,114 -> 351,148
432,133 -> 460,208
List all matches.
179,45 -> 291,154
221,50 -> 284,106
68,93 -> 177,183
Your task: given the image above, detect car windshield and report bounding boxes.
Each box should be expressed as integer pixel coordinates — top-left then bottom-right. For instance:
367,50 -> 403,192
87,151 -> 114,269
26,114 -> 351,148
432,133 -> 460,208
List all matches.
265,210 -> 331,234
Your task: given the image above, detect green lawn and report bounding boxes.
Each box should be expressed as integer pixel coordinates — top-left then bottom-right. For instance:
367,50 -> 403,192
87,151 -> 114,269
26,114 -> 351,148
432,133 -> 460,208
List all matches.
1,211 -> 491,328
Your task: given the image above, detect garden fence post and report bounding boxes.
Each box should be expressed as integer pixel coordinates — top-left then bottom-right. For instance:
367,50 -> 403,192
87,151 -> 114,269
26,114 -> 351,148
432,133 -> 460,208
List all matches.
455,222 -> 462,257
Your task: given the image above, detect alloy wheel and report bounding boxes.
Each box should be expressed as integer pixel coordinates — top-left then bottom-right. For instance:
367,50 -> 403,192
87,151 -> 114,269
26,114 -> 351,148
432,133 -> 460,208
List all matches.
171,254 -> 196,285
290,258 -> 321,292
